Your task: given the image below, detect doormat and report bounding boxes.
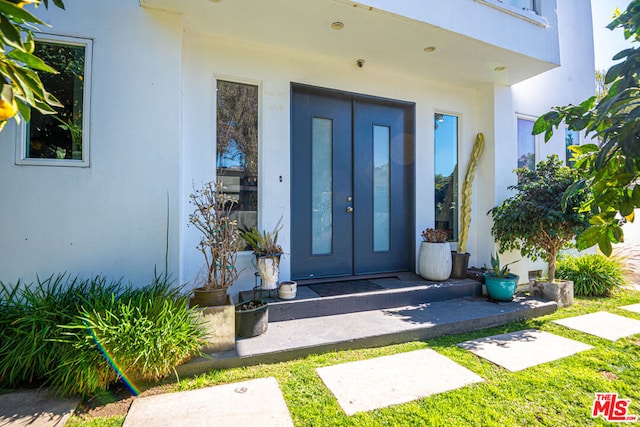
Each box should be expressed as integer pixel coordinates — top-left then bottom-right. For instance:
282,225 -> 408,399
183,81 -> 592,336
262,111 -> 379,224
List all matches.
308,280 -> 385,297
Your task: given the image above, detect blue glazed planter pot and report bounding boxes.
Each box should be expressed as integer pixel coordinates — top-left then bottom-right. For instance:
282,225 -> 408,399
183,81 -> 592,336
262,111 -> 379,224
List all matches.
483,273 -> 519,301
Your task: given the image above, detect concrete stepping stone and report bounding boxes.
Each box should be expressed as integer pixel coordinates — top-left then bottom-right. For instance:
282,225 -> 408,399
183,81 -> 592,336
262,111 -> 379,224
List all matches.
621,303 -> 640,314
123,377 -> 293,427
0,389 -> 78,427
315,349 -> 483,415
554,311 -> 640,341
458,329 -> 592,372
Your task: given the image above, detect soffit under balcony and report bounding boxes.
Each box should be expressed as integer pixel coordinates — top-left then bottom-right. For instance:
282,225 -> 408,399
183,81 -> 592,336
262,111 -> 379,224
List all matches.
140,0 -> 559,88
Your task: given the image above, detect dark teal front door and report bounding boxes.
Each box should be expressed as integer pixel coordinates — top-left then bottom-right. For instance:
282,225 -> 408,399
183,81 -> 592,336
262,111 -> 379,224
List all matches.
291,85 -> 414,280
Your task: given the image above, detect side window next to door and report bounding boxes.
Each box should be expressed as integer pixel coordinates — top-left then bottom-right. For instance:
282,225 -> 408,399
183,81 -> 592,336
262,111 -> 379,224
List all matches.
434,113 -> 458,242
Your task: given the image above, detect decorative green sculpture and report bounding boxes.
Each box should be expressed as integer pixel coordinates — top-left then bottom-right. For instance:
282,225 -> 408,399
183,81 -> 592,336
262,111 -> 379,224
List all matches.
457,132 -> 484,254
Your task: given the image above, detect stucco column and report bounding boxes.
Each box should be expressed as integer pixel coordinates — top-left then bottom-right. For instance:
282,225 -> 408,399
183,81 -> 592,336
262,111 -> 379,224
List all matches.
474,84 -> 517,266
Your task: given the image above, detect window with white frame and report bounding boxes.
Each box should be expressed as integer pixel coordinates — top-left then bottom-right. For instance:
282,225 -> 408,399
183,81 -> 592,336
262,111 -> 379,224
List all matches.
476,0 -> 545,26
500,0 -> 539,14
434,112 -> 459,242
565,127 -> 580,167
517,117 -> 536,170
17,35 -> 92,167
215,79 -> 259,242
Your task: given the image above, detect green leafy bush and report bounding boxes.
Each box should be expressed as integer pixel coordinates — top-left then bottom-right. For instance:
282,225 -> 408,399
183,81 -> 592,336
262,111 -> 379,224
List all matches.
0,273 -> 204,396
489,155 -> 590,282
556,254 -> 626,296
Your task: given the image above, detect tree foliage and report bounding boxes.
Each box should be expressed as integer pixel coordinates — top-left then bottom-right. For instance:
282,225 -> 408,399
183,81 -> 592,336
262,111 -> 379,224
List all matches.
533,0 -> 640,255
488,156 -> 591,282
0,0 -> 65,132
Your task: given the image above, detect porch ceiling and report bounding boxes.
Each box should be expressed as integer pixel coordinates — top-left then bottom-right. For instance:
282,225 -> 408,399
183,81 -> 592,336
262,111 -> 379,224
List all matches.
139,0 -> 557,88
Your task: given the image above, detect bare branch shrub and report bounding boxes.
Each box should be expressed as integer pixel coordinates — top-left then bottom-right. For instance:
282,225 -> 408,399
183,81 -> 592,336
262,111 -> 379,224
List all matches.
188,181 -> 240,289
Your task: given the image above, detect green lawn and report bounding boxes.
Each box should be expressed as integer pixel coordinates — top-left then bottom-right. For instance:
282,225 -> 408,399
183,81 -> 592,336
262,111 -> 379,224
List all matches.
68,290 -> 640,427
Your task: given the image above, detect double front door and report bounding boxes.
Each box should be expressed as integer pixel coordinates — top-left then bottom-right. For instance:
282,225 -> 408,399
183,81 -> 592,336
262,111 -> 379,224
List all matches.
291,86 -> 414,280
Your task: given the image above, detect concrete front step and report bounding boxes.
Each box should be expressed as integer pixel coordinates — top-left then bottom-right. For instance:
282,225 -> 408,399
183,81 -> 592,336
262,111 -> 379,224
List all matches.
248,278 -> 482,322
176,296 -> 557,378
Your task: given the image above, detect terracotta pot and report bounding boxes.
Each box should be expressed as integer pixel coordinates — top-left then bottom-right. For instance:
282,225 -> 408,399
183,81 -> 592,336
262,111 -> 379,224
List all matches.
192,287 -> 227,307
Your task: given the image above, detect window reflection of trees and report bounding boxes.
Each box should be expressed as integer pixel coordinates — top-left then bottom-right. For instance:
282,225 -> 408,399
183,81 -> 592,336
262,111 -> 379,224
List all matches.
216,81 -> 259,235
28,42 -> 85,160
434,114 -> 458,242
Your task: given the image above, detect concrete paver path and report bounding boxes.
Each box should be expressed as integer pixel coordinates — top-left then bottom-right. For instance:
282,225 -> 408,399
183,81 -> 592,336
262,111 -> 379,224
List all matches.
0,389 -> 78,427
621,303 -> 640,314
458,329 -> 592,372
554,311 -> 640,341
123,377 -> 293,427
316,349 -> 483,415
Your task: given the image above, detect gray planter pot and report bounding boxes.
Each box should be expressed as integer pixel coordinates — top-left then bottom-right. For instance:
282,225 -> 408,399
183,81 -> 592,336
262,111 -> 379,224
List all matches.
531,279 -> 574,308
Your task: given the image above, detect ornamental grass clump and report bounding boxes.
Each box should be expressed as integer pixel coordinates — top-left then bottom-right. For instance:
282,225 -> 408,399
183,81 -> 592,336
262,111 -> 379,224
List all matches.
488,155 -> 591,282
0,272 -> 204,396
556,254 -> 626,296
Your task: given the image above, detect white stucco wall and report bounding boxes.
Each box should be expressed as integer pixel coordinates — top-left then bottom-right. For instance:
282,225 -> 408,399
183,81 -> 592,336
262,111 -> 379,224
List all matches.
180,32 -> 480,296
357,0 -> 560,66
0,1 -> 183,285
0,0 -> 595,295
497,0 -> 596,281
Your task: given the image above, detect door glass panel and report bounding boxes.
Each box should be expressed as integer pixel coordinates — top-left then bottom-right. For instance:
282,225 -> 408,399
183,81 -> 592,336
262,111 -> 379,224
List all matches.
373,125 -> 390,252
312,117 -> 333,255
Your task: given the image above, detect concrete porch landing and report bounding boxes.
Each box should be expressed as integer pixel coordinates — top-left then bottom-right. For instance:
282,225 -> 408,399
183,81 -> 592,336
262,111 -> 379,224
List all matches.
176,295 -> 557,378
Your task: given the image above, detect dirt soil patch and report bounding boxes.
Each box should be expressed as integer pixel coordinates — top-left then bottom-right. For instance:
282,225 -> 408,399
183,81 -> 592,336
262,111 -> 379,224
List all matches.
75,382 -> 176,419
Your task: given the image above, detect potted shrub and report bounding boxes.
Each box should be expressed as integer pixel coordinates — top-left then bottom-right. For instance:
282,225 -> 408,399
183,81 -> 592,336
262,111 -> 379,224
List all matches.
488,155 -> 590,307
419,228 -> 451,281
484,253 -> 519,301
188,181 -> 241,307
452,132 -> 485,278
240,220 -> 283,290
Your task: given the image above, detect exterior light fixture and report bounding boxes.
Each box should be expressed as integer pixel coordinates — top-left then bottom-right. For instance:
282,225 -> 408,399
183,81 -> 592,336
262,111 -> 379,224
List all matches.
331,22 -> 344,30
424,46 -> 436,53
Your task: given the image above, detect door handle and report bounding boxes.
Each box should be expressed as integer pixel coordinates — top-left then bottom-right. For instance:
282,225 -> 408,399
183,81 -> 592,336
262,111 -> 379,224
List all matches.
346,206 -> 354,213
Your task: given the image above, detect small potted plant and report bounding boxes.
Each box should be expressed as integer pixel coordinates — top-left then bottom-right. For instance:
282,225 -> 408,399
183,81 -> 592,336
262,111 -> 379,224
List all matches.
419,228 -> 451,281
188,181 -> 241,307
484,253 -> 519,301
240,219 -> 284,290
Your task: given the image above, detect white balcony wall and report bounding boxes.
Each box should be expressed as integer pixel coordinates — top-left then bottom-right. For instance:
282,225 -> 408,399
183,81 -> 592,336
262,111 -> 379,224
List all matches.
352,0 -> 560,65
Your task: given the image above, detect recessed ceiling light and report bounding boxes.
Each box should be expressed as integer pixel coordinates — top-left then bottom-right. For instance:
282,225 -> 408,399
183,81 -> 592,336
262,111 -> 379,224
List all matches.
331,22 -> 345,30
495,66 -> 507,72
423,46 -> 436,53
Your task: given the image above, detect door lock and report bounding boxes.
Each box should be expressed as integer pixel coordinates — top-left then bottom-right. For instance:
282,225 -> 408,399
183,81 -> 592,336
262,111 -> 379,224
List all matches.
346,206 -> 354,213
346,196 -> 353,202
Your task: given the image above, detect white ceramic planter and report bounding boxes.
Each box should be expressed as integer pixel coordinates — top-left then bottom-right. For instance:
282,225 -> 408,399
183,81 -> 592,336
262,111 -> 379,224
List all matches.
279,281 -> 297,300
256,256 -> 280,290
418,242 -> 452,281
